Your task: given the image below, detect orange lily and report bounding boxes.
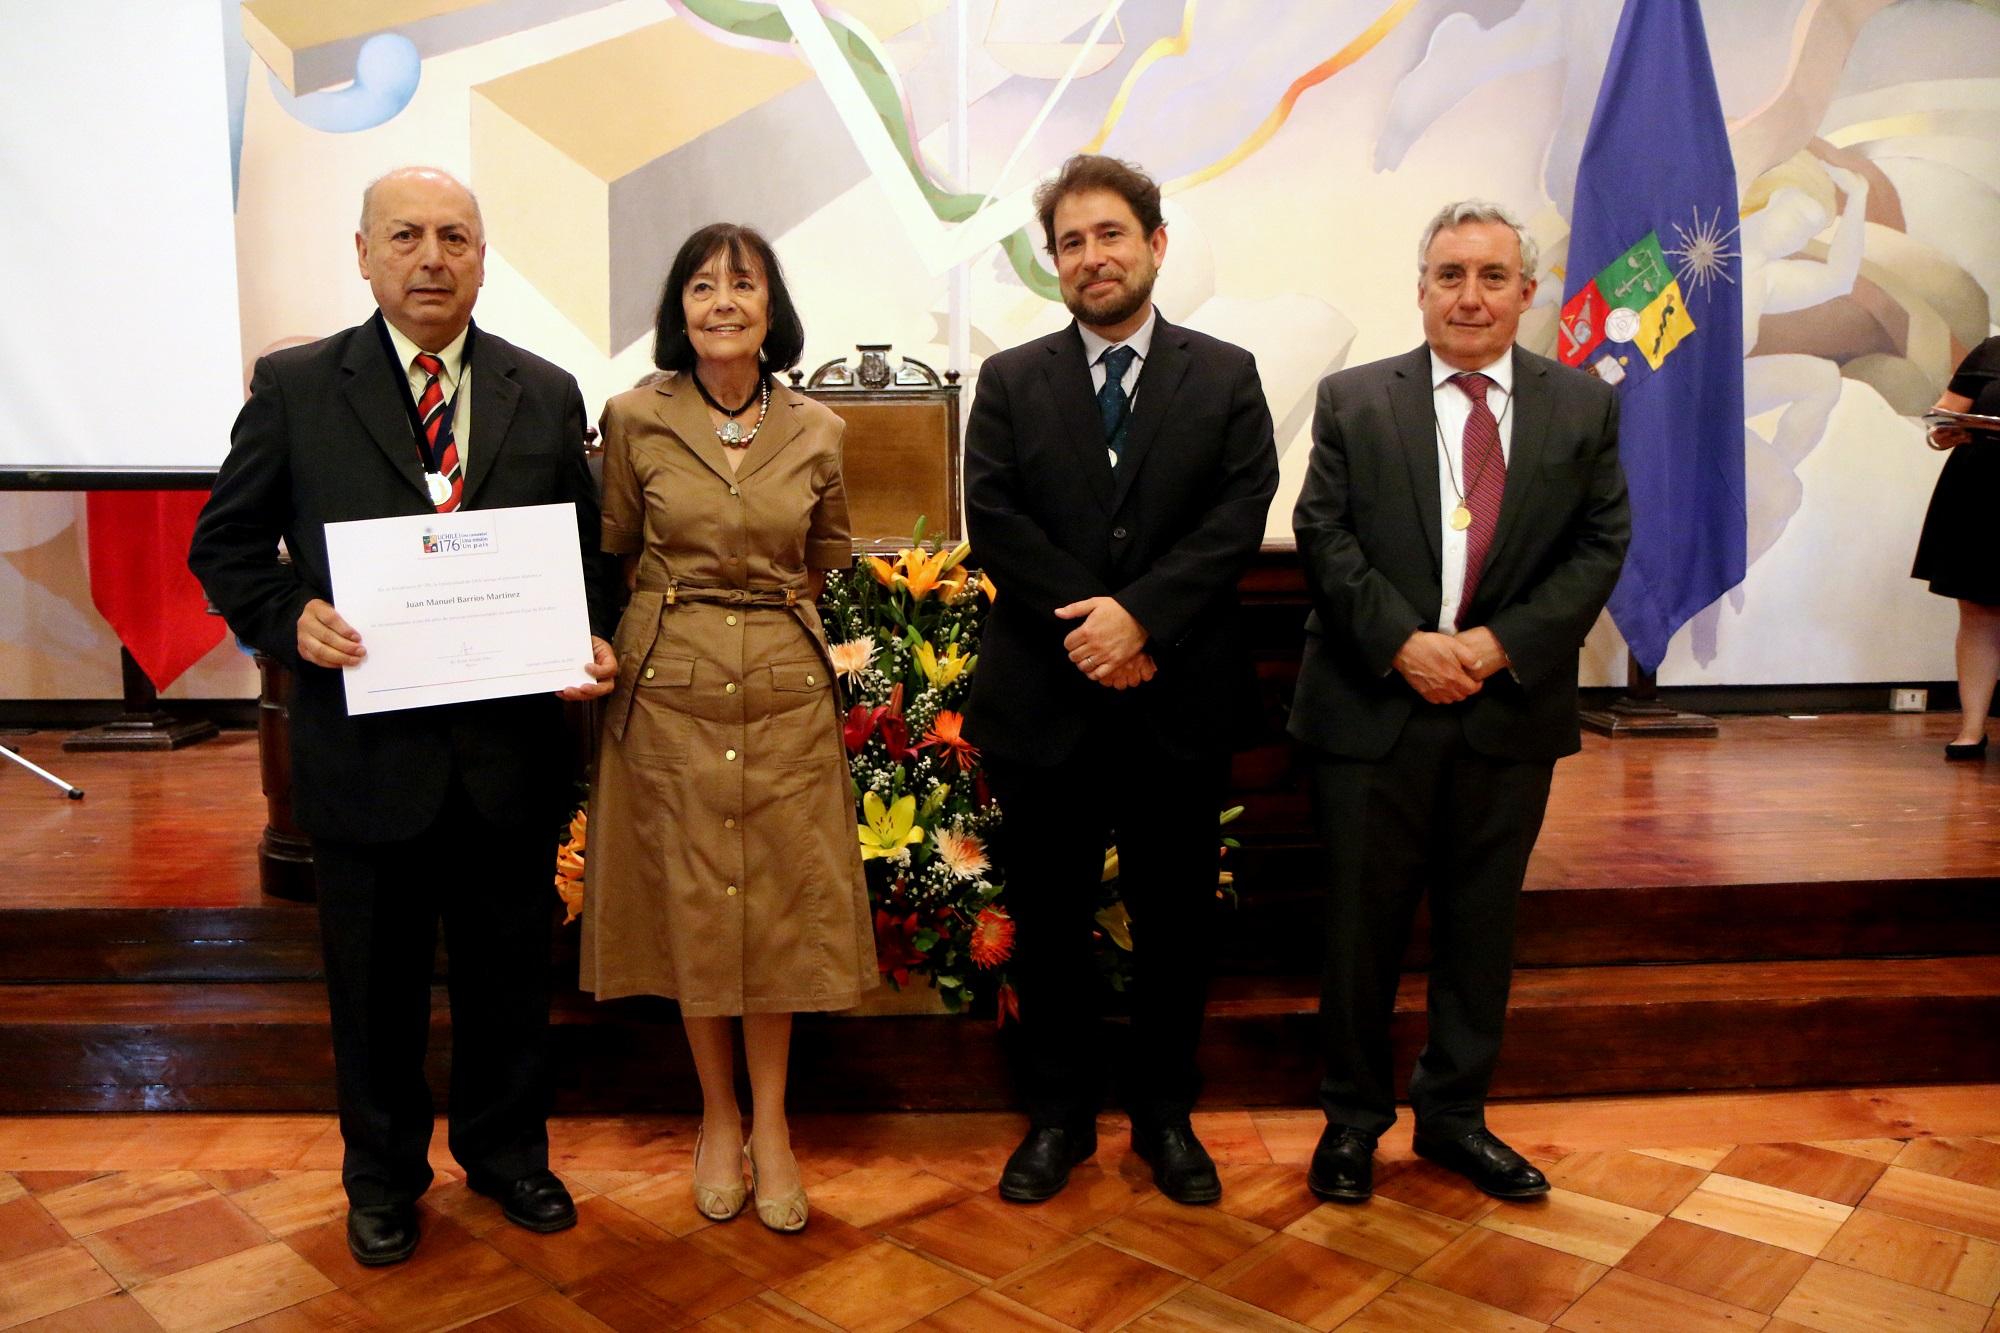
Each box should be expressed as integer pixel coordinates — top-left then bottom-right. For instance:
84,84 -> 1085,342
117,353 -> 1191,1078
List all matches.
897,540 -> 972,600
864,554 -> 899,590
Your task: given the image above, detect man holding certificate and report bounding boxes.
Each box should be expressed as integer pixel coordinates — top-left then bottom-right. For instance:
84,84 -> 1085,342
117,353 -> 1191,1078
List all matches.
190,166 -> 617,1266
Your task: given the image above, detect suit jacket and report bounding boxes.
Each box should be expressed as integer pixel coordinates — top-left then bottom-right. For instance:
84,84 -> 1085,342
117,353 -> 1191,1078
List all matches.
1289,344 -> 1629,763
963,315 -> 1280,765
190,312 -> 616,844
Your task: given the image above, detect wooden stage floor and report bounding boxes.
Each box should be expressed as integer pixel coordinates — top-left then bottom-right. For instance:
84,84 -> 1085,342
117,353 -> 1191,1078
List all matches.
5,713 -> 1995,909
2,1088 -> 1998,1331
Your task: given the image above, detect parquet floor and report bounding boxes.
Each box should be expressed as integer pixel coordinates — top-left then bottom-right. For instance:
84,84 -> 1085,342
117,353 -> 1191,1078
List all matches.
2,1087 -> 1997,1331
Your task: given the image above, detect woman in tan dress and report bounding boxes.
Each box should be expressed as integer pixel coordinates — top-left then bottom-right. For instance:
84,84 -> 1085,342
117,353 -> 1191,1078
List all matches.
583,224 -> 875,1232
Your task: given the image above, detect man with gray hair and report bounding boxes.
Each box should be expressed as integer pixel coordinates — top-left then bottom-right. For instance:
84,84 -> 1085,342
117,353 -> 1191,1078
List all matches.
192,166 -> 618,1264
1288,200 -> 1628,1202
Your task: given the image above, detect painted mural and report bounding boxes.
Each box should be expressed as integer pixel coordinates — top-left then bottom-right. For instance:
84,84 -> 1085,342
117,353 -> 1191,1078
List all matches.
4,0 -> 1997,698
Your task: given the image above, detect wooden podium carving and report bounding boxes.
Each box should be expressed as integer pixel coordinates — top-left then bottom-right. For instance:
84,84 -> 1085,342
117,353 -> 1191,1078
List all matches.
791,345 -> 962,552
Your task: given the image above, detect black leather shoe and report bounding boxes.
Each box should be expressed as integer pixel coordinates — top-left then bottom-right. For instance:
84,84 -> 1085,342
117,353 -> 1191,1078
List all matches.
1413,1128 -> 1549,1199
347,1204 -> 419,1265
999,1126 -> 1097,1203
467,1170 -> 577,1232
1133,1123 -> 1222,1205
1306,1125 -> 1376,1203
1946,737 -> 1988,761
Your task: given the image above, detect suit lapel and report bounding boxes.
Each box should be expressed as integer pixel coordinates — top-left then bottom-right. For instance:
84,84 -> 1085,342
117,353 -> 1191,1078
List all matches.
1108,316 -> 1190,513
730,380 -> 806,485
651,373 -> 740,487
1486,346 -> 1548,571
1388,345 -> 1443,580
1042,327 -> 1115,512
339,314 -> 432,506
461,322 -> 521,508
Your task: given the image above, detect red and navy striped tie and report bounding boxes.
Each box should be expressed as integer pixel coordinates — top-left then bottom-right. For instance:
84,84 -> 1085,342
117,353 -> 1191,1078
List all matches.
413,352 -> 462,512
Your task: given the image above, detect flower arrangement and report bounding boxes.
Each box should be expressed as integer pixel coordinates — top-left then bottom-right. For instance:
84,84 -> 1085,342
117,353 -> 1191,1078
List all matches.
822,519 -> 1013,1013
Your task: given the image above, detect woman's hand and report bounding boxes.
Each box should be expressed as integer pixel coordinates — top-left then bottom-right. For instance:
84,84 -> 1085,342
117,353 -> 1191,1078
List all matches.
558,636 -> 618,700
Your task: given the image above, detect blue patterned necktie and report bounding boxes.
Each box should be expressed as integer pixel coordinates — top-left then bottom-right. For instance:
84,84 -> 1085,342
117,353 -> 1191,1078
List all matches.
1098,344 -> 1138,463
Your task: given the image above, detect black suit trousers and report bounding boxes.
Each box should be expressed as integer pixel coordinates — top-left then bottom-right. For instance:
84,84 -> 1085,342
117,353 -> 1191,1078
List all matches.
985,713 -> 1227,1132
312,773 -> 557,1208
1308,706 -> 1553,1138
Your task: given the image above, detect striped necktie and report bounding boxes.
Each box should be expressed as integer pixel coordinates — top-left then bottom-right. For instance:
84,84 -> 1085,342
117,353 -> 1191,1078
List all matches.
413,351 -> 462,512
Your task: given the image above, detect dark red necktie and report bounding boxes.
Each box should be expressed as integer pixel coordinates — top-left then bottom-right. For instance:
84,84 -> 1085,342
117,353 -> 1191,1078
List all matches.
1453,371 -> 1505,614
414,352 -> 462,513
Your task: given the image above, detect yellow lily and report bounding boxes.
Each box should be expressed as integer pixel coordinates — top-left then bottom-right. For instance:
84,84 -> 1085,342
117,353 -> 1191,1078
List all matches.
1101,845 -> 1120,882
1094,901 -> 1134,951
978,571 -> 998,601
857,791 -> 924,861
915,640 -> 973,689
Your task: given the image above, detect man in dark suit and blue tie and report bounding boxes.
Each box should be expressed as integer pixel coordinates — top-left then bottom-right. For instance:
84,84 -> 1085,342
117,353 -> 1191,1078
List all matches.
1291,201 -> 1629,1203
964,154 -> 1279,1205
191,167 -> 618,1264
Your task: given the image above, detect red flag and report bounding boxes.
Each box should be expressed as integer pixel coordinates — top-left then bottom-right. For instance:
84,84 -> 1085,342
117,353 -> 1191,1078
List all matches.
85,490 -> 225,690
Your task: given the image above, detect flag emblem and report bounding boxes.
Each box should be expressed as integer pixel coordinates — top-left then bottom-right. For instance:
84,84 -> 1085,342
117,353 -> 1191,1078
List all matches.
1557,231 -> 1693,375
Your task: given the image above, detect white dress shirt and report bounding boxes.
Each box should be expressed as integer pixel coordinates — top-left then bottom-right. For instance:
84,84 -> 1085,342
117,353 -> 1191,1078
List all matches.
1078,306 -> 1158,467
1430,348 -> 1514,631
383,320 -> 472,476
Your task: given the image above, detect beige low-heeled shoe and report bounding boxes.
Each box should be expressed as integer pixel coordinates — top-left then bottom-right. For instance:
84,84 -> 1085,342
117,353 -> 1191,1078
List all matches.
690,1127 -> 749,1222
748,1147 -> 809,1233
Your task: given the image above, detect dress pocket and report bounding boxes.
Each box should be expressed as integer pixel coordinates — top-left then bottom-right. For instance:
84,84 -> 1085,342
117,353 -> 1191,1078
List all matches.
760,659 -> 840,768
618,654 -> 695,763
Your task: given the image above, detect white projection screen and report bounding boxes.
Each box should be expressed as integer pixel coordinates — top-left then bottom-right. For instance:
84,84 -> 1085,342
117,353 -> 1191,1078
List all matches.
0,0 -> 243,479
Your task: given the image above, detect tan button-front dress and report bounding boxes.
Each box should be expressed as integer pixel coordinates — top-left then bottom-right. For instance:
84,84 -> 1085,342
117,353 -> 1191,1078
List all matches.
581,373 -> 877,1014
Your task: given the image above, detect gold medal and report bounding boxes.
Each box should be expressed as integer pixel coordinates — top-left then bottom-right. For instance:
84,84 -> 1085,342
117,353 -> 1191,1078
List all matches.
1450,504 -> 1473,531
425,472 -> 451,506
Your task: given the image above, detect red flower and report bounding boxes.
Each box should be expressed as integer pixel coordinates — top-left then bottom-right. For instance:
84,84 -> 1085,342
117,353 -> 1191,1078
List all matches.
873,909 -> 926,988
995,982 -> 1021,1028
878,713 -> 915,763
843,703 -> 885,754
968,906 -> 1014,968
846,685 -> 917,761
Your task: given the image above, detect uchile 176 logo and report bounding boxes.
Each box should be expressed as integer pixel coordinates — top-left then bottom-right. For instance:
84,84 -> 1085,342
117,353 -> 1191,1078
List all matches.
419,528 -> 497,557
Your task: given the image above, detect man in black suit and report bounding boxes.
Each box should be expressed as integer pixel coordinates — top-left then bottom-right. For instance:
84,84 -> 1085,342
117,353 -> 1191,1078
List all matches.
190,167 -> 617,1264
965,154 -> 1279,1206
1291,200 -> 1629,1203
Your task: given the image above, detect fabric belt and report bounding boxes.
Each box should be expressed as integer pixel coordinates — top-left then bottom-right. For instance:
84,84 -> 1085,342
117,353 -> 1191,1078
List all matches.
634,579 -> 803,609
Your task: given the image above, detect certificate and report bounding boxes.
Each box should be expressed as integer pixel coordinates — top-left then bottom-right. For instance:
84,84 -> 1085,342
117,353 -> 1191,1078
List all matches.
324,503 -> 593,715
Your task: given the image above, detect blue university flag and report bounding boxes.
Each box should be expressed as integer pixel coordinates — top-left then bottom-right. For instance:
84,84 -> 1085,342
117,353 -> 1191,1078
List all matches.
1559,0 -> 1746,674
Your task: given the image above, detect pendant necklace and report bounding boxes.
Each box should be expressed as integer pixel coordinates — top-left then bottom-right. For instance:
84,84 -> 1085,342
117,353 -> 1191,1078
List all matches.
1433,383 -> 1513,530
693,370 -> 766,446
